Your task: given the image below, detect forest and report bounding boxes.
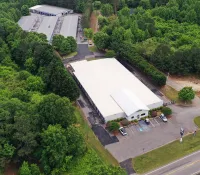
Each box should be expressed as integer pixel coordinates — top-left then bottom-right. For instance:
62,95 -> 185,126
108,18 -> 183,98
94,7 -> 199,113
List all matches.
0,0 -> 126,174
93,0 -> 200,86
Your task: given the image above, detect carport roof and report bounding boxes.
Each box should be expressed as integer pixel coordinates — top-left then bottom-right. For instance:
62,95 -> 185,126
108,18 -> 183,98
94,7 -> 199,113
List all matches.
111,89 -> 149,117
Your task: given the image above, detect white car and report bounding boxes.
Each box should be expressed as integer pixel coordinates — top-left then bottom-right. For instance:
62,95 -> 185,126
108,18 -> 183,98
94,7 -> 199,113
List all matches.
160,113 -> 168,122
119,127 -> 127,136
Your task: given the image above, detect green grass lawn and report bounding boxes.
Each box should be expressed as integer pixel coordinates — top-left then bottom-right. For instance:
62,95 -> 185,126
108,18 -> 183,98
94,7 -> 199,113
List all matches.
194,116 -> 200,128
160,85 -> 192,105
161,85 -> 179,101
63,51 -> 77,59
132,131 -> 200,174
89,46 -> 98,52
75,108 -> 119,166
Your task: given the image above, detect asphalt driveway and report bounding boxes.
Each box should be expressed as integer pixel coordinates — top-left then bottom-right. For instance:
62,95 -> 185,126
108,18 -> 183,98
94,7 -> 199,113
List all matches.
92,125 -> 119,146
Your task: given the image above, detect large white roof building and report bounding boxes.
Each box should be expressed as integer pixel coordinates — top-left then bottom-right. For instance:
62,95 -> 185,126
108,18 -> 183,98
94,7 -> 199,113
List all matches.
17,16 -> 38,31
60,15 -> 78,39
37,16 -> 58,41
29,5 -> 73,16
70,58 -> 163,122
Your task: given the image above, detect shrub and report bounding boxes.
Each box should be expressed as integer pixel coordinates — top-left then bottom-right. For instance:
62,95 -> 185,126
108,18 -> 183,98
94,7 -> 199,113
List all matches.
110,117 -> 124,122
133,119 -> 138,123
107,121 -> 120,132
120,119 -> 130,126
105,50 -> 116,58
161,107 -> 172,116
151,111 -> 157,117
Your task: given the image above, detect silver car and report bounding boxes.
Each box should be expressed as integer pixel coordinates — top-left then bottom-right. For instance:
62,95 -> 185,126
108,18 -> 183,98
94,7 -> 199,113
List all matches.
119,127 -> 127,136
160,113 -> 168,122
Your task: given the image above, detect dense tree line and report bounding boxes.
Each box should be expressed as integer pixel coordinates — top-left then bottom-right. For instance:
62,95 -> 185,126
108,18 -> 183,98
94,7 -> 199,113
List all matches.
0,66 -> 85,174
0,1 -> 126,174
93,0 -> 200,85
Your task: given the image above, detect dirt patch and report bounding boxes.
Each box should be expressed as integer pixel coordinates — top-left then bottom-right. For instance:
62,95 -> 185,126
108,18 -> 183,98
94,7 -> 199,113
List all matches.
170,76 -> 200,91
196,91 -> 200,98
4,163 -> 18,175
90,11 -> 99,33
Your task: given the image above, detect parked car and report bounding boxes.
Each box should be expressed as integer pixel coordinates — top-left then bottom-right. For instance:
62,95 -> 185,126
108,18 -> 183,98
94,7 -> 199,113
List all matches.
145,118 -> 150,124
160,113 -> 168,122
119,127 -> 127,136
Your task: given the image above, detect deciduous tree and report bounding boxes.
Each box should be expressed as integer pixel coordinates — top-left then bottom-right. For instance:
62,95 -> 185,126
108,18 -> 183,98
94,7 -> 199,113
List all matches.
40,125 -> 71,174
101,4 -> 114,16
84,28 -> 94,39
93,31 -> 109,50
21,5 -> 29,16
37,93 -> 76,129
178,87 -> 195,102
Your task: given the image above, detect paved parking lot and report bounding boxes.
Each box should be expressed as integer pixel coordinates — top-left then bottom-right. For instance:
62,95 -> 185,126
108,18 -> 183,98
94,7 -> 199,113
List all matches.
105,116 -> 193,162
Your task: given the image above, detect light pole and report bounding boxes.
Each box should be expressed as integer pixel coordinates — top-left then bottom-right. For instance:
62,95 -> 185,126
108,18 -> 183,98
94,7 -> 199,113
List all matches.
180,127 -> 184,143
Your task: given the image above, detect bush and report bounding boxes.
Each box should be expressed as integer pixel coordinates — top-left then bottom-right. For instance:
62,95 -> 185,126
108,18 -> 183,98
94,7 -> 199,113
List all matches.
105,50 -> 116,58
110,117 -> 124,123
151,111 -> 157,117
133,119 -> 138,123
107,121 -> 120,132
161,107 -> 172,116
120,119 -> 130,126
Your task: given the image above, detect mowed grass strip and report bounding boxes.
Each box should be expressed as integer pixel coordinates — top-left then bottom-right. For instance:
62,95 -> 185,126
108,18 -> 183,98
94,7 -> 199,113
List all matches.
132,131 -> 200,174
75,108 -> 119,166
194,116 -> 200,128
160,85 -> 179,101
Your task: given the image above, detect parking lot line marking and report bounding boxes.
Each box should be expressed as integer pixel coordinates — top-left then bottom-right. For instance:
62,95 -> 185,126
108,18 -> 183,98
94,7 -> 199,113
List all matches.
129,127 -> 135,135
149,120 -> 155,127
154,118 -> 160,125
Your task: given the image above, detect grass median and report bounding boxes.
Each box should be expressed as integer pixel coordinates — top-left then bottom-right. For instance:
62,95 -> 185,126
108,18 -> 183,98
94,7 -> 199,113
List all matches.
75,108 -> 119,166
194,116 -> 200,128
132,131 -> 200,174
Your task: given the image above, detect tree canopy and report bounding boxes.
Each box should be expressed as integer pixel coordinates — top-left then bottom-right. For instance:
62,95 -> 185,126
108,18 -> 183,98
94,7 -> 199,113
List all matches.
0,1 -> 125,175
178,87 -> 195,102
94,0 -> 200,86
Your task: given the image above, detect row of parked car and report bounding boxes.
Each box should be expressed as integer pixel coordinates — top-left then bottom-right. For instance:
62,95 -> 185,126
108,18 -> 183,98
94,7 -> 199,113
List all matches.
119,113 -> 168,136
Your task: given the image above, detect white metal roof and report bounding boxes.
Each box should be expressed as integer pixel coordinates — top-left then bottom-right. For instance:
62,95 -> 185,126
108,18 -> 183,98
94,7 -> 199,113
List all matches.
29,5 -> 71,15
70,59 -> 163,119
111,89 -> 149,117
30,5 -> 42,10
18,16 -> 38,31
60,15 -> 78,39
37,16 -> 58,41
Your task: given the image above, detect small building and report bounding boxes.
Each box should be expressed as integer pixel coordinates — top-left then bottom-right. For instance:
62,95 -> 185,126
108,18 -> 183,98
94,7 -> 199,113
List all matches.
70,58 -> 163,122
29,5 -> 73,16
